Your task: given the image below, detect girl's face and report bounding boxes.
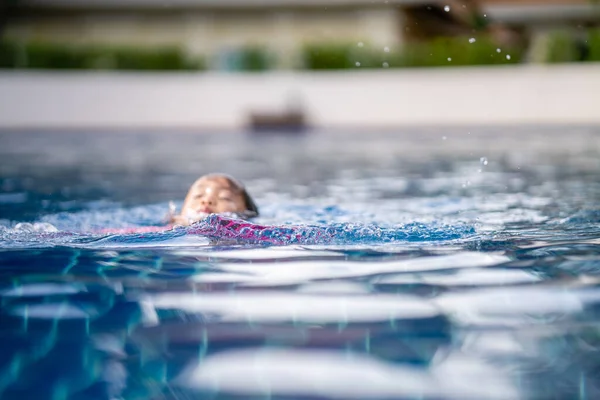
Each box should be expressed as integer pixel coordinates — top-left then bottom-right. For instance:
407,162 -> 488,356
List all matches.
179,175 -> 247,223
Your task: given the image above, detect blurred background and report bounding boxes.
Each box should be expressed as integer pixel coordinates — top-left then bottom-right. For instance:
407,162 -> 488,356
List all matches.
0,0 -> 599,130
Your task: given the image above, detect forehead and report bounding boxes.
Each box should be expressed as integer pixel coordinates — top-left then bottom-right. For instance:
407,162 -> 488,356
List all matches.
194,176 -> 240,191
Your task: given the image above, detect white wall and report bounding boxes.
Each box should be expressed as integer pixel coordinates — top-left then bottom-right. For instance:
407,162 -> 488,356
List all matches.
0,64 -> 599,130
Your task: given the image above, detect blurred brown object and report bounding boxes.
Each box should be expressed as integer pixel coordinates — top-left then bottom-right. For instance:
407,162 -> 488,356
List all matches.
402,1 -> 486,40
248,94 -> 307,133
487,21 -> 526,50
401,0 -> 526,48
248,110 -> 307,133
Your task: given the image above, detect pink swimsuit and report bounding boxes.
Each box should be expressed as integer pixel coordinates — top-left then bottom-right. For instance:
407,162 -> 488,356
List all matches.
99,214 -> 334,245
96,214 -> 471,245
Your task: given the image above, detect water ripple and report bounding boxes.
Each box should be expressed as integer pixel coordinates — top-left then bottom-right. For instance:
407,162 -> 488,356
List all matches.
1,128 -> 599,399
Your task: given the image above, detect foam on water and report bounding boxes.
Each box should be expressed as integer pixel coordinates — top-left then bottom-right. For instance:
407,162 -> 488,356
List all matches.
0,202 -> 477,249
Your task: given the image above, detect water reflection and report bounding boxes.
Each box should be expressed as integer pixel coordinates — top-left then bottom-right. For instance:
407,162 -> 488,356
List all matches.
0,240 -> 598,399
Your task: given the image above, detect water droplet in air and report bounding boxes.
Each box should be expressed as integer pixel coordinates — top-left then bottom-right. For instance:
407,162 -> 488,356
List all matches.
358,42 -> 364,47
469,38 -> 476,44
480,157 -> 488,165
382,62 -> 389,68
484,13 -> 487,17
384,46 -> 390,53
444,5 -> 450,12
496,48 -> 501,53
447,57 -> 452,62
506,55 -> 511,60
355,61 -> 361,67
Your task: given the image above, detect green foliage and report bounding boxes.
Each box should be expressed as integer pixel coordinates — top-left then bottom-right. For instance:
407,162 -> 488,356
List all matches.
547,28 -> 600,63
301,36 -> 523,70
0,41 -> 81,69
237,46 -> 272,72
302,44 -> 355,70
302,43 -> 393,70
399,36 -> 523,67
0,40 -> 204,70
547,31 -> 581,63
585,29 -> 600,62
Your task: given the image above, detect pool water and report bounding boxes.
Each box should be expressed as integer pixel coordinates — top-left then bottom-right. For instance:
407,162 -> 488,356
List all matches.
1,127 -> 600,400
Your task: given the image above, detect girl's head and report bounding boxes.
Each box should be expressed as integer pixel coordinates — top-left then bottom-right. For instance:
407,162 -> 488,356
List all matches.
176,174 -> 258,224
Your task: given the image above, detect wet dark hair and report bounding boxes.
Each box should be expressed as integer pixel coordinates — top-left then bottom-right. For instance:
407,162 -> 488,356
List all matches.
206,173 -> 259,218
240,188 -> 259,218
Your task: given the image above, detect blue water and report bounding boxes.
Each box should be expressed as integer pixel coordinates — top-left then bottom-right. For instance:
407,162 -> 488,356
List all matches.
1,128 -> 599,400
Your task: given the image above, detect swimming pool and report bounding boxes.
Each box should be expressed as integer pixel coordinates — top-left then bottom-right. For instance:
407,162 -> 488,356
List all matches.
1,127 -> 599,399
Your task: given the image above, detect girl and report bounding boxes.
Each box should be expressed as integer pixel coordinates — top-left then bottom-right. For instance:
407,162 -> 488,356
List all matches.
169,173 -> 259,226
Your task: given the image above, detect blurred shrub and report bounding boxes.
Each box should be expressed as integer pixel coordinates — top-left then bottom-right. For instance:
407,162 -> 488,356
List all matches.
590,29 -> 600,62
0,40 -> 204,70
302,44 -> 356,70
547,28 -> 600,63
302,36 -> 523,70
547,31 -> 582,63
399,36 -> 523,67
302,43 -> 394,69
237,46 -> 272,72
0,41 -> 84,69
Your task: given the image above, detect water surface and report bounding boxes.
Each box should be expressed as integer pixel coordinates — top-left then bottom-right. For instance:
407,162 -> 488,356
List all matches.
1,127 -> 599,399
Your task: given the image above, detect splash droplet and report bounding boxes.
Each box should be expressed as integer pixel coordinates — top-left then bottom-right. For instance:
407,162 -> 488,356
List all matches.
382,62 -> 389,68
357,42 -> 364,48
383,46 -> 390,53
506,54 -> 511,60
355,61 -> 361,67
480,157 -> 488,166
444,5 -> 450,12
447,57 -> 452,62
496,48 -> 501,53
469,38 -> 476,44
